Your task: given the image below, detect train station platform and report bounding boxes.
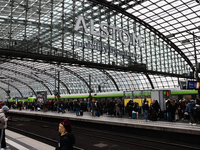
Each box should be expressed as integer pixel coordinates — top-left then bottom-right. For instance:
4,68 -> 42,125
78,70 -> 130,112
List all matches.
7,109 -> 200,136
5,129 -> 54,150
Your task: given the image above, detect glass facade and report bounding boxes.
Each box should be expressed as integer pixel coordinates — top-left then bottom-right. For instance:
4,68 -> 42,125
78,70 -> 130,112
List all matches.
0,0 -> 199,99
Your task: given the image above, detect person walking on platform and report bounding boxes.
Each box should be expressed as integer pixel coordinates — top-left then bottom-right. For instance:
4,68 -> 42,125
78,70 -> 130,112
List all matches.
0,106 -> 9,150
56,119 -> 75,150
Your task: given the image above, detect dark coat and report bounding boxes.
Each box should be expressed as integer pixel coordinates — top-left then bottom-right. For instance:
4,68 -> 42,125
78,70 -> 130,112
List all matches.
166,101 -> 172,112
143,101 -> 149,111
55,133 -> 75,150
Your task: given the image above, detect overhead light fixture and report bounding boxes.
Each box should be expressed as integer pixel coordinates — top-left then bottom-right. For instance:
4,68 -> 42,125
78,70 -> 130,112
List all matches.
166,34 -> 175,38
181,39 -> 190,44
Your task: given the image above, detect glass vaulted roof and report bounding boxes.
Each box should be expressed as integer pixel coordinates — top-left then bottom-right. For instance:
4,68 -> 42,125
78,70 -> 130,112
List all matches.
0,0 -> 199,99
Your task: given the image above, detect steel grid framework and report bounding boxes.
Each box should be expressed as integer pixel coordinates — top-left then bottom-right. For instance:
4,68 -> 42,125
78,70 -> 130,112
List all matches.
0,0 -> 199,99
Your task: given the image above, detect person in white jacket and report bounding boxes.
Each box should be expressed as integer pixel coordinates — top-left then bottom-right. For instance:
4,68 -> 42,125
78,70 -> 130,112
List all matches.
0,106 -> 9,150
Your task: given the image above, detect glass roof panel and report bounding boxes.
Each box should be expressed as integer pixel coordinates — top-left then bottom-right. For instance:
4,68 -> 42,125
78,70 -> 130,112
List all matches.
0,0 -> 200,99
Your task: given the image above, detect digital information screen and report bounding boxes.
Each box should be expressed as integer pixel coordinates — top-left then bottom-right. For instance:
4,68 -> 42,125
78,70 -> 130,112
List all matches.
188,81 -> 200,89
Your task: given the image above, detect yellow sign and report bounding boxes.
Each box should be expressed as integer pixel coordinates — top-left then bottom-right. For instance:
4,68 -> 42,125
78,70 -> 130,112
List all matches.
124,98 -> 151,106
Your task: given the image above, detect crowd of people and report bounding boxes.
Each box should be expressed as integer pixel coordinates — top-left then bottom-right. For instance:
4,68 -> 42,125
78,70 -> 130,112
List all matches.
3,99 -> 126,117
1,97 -> 200,125
0,97 -> 200,149
143,98 -> 200,125
165,98 -> 200,125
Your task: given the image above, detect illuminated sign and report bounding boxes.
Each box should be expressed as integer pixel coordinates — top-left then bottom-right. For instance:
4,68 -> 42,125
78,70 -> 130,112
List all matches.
187,81 -> 200,89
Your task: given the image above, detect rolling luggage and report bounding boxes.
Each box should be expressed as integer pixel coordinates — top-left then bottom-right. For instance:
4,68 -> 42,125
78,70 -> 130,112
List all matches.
164,113 -> 167,120
80,110 -> 83,116
59,108 -> 62,112
132,111 -> 136,119
95,111 -> 98,116
175,114 -> 179,121
148,113 -> 151,120
91,110 -> 93,115
159,111 -> 164,119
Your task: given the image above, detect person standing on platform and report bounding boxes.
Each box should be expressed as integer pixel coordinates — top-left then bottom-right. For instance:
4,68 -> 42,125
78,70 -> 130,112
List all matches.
75,100 -> 80,116
166,99 -> 172,121
143,99 -> 150,121
0,106 -> 9,150
117,100 -> 123,117
185,99 -> 196,125
127,100 -> 133,119
18,102 -> 22,111
56,119 -> 75,150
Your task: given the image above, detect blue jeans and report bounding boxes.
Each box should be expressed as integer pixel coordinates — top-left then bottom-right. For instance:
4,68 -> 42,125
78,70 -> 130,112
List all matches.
76,108 -> 80,116
168,112 -> 172,121
144,110 -> 148,120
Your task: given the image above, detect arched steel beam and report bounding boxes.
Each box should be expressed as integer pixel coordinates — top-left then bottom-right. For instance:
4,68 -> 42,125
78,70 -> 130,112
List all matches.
0,80 -> 23,97
5,61 -> 70,94
89,0 -> 195,72
144,73 -> 154,89
60,66 -> 92,91
0,86 -> 7,93
3,74 -> 37,96
100,69 -> 119,91
1,59 -> 88,93
0,66 -> 52,95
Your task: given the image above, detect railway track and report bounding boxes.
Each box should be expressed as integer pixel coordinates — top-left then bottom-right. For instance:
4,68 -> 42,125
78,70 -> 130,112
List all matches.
7,115 -> 200,150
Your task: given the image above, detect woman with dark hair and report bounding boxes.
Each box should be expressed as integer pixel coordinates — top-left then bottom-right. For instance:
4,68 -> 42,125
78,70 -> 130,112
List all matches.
56,119 -> 75,150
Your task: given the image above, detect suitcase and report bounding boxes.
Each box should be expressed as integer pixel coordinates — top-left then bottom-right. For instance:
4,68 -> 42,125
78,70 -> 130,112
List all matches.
59,108 -> 62,112
80,110 -> 83,116
148,113 -> 151,120
164,113 -> 167,120
158,112 -> 160,119
91,110 -> 93,115
159,111 -> 164,119
132,111 -> 136,119
175,114 -> 179,120
95,111 -> 98,116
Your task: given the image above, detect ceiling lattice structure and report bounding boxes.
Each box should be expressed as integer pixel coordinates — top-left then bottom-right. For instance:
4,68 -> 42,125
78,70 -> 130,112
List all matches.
0,0 -> 199,99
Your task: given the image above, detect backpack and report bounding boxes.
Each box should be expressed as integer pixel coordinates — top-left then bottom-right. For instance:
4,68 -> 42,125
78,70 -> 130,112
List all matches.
118,102 -> 123,108
0,112 -> 5,124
